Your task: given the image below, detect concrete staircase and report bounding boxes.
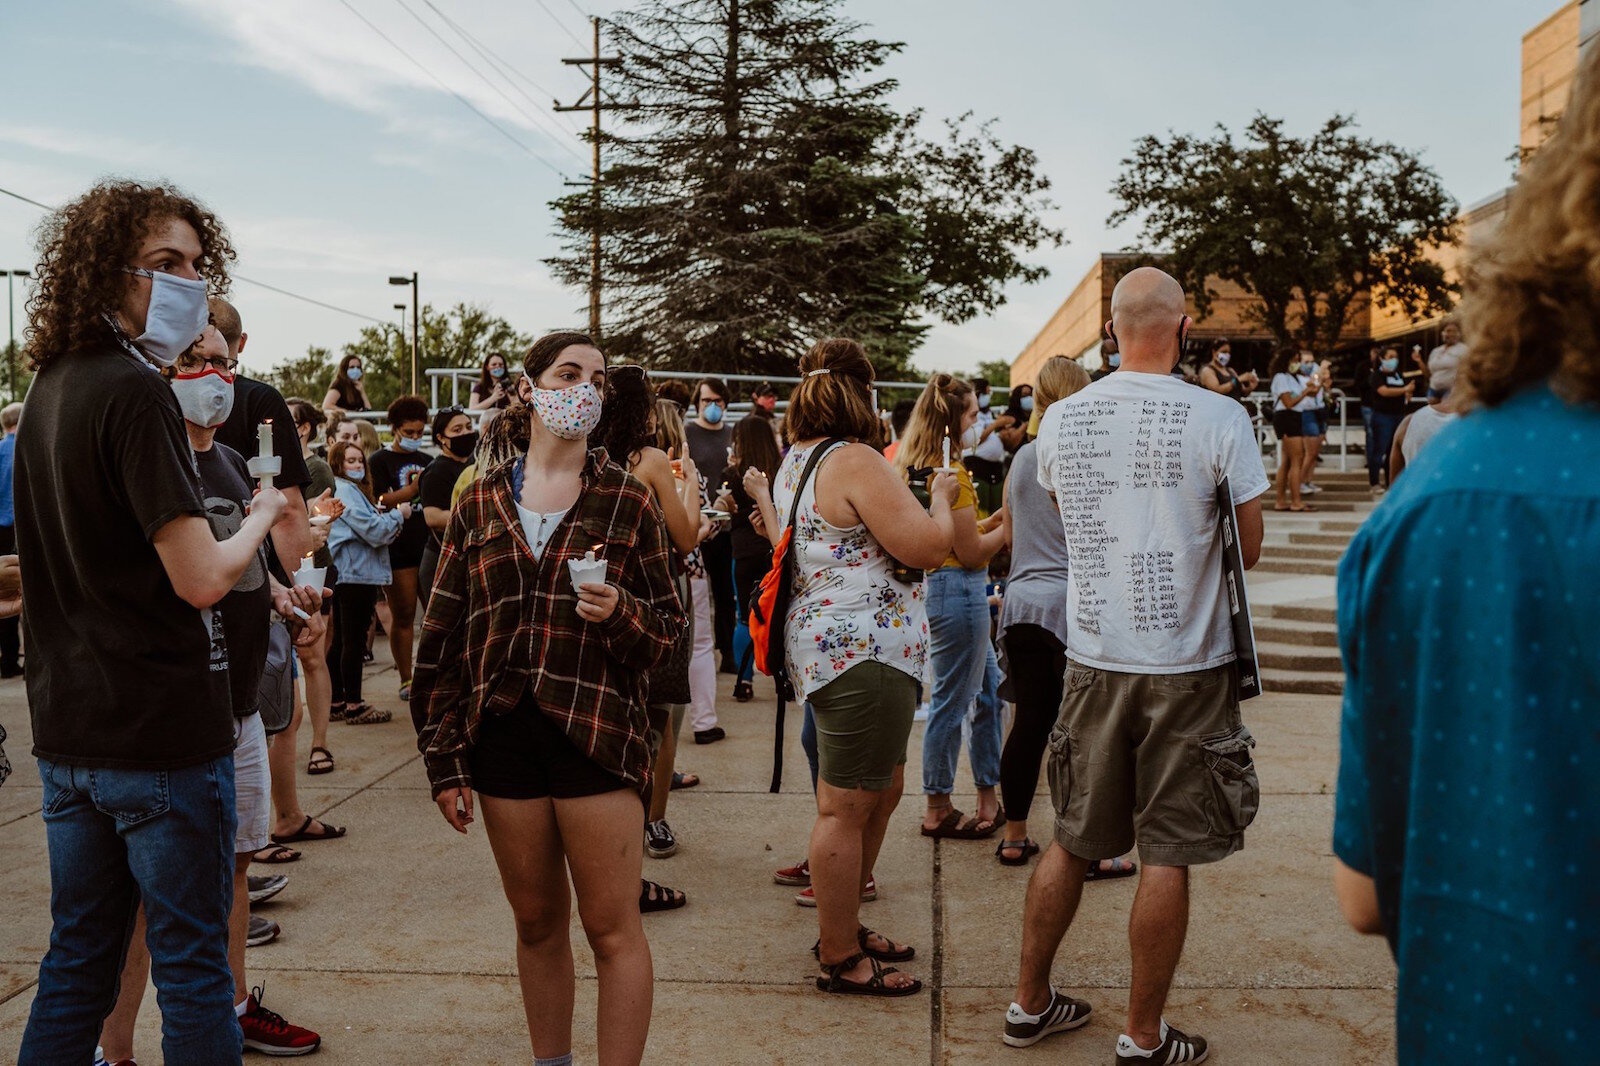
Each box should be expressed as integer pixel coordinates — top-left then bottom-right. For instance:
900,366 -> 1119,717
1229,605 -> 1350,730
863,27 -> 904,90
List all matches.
1251,470 -> 1373,695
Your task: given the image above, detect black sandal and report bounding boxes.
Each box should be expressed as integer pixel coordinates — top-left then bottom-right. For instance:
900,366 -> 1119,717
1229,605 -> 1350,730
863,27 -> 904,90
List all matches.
815,952 -> 922,997
995,837 -> 1040,866
639,879 -> 686,913
812,926 -> 915,964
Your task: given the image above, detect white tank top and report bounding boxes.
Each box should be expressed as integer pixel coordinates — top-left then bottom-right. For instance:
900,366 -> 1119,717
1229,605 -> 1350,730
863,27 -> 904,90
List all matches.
772,441 -> 928,699
1402,405 -> 1459,464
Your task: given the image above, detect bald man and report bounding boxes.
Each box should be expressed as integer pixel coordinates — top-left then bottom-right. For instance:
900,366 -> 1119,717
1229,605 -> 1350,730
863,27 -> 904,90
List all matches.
1006,268 -> 1268,1061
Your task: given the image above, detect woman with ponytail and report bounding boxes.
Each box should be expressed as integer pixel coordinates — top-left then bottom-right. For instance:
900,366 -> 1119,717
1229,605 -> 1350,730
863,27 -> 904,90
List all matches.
413,332 -> 684,1065
894,374 -> 1009,842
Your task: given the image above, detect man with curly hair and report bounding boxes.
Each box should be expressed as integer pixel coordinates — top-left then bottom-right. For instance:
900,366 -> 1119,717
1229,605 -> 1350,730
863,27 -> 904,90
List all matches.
15,180 -> 287,1064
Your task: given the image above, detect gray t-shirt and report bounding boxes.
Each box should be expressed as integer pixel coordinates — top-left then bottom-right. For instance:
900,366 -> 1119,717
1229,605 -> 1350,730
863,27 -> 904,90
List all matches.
998,440 -> 1071,650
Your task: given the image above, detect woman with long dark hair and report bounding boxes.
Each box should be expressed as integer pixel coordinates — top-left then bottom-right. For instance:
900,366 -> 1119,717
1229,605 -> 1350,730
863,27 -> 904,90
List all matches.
592,364 -> 702,888
322,353 -> 371,414
715,415 -> 782,702
414,333 -> 683,1064
469,351 -> 514,411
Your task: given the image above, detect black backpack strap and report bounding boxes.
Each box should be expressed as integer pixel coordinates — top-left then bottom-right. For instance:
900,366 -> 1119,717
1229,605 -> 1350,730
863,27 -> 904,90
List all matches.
768,437 -> 846,794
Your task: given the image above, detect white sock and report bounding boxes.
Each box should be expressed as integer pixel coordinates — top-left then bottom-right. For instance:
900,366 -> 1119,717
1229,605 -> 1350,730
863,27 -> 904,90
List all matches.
236,997 -> 250,1018
1118,1020 -> 1169,1056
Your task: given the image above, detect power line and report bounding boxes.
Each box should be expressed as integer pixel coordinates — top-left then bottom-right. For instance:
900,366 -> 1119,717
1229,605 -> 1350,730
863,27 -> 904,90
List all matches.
0,184 -> 387,324
422,0 -> 586,136
395,0 -> 587,163
534,0 -> 591,50
562,0 -> 590,24
336,0 -> 570,178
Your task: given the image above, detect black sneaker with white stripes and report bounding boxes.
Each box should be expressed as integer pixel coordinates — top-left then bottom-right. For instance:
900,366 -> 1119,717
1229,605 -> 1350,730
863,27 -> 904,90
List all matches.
1002,987 -> 1092,1048
1116,1020 -> 1208,1063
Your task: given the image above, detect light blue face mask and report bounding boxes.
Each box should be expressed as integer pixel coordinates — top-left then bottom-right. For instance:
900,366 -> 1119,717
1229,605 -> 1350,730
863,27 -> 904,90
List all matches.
1020,395 -> 1035,413
398,435 -> 424,453
344,467 -> 365,481
1108,353 -> 1121,369
1381,358 -> 1399,372
1301,361 -> 1316,375
123,268 -> 209,368
490,366 -> 505,379
702,401 -> 724,425
347,366 -> 363,382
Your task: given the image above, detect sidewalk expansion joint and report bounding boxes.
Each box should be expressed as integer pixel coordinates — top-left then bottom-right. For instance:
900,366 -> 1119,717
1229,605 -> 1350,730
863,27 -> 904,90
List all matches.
930,837 -> 944,1066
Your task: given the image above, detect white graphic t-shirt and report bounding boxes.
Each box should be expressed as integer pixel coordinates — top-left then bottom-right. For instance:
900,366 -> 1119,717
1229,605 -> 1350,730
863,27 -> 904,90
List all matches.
1036,372 -> 1270,673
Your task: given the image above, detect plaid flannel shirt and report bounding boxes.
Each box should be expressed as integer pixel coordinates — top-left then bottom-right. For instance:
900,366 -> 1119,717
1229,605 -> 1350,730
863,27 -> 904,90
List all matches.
413,448 -> 685,799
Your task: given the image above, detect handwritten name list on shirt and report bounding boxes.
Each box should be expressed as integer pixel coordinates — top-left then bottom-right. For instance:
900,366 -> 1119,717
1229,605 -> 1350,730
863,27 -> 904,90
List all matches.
1054,397 -> 1192,637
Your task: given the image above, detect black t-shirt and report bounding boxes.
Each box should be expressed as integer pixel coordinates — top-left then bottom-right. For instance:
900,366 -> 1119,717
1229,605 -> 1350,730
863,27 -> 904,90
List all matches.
417,455 -> 470,548
369,446 -> 432,564
15,347 -> 232,769
723,469 -> 772,560
217,376 -> 312,494
195,443 -> 273,718
1370,369 -> 1410,416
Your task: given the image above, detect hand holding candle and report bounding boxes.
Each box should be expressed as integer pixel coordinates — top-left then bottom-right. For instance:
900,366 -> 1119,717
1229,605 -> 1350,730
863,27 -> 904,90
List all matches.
567,546 -> 608,594
247,419 -> 283,490
292,551 -> 327,597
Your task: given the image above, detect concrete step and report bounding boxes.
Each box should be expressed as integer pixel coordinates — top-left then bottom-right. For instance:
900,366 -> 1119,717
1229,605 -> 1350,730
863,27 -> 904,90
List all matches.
1260,667 -> 1345,695
1251,557 -> 1339,576
1287,531 -> 1358,547
1256,641 -> 1344,672
1264,500 -> 1362,513
1260,544 -> 1346,562
1254,618 -> 1339,647
1257,602 -> 1337,625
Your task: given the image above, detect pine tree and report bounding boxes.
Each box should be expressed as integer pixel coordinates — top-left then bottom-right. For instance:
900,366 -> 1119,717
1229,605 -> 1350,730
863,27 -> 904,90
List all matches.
549,0 -> 1059,379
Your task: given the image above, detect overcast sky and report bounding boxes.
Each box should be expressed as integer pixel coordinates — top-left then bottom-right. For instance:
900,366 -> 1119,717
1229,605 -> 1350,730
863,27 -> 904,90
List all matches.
0,0 -> 1557,380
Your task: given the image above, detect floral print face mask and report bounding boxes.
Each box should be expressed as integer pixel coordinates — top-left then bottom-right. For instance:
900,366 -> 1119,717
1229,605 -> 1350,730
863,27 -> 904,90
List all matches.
530,380 -> 604,440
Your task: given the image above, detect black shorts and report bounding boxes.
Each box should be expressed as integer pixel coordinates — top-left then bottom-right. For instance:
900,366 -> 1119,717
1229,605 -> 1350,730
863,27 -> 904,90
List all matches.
468,698 -> 634,801
1271,409 -> 1305,439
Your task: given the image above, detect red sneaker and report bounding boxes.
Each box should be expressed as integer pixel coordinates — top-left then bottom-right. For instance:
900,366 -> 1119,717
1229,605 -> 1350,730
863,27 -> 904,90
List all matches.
795,877 -> 877,907
240,984 -> 321,1056
774,858 -> 810,887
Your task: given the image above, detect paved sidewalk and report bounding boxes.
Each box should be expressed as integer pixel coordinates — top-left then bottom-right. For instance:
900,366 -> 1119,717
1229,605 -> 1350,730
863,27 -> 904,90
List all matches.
0,651 -> 1395,1064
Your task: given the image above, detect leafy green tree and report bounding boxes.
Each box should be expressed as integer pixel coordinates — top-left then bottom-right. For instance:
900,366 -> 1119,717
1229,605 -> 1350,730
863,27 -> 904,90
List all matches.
550,0 -> 1060,379
265,304 -> 532,411
1109,115 -> 1459,354
262,346 -> 336,404
973,359 -> 1012,389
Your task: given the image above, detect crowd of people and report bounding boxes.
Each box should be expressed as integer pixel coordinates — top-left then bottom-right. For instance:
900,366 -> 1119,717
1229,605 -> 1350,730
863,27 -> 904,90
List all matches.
5,49 -> 1600,1066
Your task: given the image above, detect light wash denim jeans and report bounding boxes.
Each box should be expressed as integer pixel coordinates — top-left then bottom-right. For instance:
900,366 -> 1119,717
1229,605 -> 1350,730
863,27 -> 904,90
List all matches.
922,566 -> 1004,796
21,756 -> 241,1066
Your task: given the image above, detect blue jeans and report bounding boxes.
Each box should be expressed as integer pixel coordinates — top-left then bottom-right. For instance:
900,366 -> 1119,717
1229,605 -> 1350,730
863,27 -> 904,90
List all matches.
1370,409 -> 1404,487
922,567 -> 1003,796
1360,405 -> 1375,484
21,756 -> 241,1065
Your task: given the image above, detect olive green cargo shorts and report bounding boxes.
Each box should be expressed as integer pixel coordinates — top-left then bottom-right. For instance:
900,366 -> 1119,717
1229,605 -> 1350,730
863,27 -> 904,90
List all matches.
1046,660 -> 1260,867
810,661 -> 919,792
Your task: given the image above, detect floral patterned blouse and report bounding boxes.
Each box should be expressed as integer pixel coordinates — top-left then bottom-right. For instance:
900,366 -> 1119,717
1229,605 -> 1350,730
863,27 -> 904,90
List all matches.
773,441 -> 929,699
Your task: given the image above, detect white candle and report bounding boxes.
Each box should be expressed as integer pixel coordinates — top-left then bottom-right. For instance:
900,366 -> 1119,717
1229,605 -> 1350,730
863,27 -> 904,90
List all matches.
941,434 -> 951,470
257,421 -> 275,490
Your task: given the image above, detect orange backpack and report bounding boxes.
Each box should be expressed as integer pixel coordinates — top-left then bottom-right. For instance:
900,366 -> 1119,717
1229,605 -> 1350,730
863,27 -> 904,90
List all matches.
747,438 -> 843,790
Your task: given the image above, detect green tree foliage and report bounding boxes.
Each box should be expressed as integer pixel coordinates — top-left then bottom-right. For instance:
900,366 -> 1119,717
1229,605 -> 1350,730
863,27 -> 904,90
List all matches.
1109,115 -> 1459,354
549,0 -> 1060,380
263,304 -> 531,411
973,359 -> 1012,389
263,346 -> 336,404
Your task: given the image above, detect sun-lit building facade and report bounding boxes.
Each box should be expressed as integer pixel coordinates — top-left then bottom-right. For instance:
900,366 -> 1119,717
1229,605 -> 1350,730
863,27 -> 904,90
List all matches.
1013,3 -> 1588,385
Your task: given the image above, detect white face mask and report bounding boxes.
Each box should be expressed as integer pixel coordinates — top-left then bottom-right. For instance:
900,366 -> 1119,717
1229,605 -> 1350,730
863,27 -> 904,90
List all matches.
1216,351 -> 1231,366
170,369 -> 236,428
125,268 -> 208,368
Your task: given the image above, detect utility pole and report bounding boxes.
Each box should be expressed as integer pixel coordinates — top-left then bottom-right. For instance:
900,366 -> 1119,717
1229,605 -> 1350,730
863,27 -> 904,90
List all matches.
556,16 -> 638,340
